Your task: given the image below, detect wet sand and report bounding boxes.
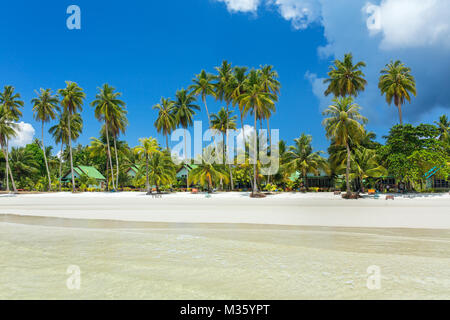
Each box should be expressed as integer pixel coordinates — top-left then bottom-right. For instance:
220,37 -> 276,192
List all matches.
1,214 -> 450,299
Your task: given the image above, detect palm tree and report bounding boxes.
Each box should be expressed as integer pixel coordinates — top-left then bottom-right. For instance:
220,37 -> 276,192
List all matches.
435,115 -> 449,141
58,82 -> 85,193
210,107 -> 237,168
324,53 -> 367,97
284,134 -> 326,187
89,137 -> 111,189
0,106 -> 19,192
322,97 -> 367,194
172,89 -> 200,187
215,61 -> 235,189
238,69 -> 276,195
31,88 -> 60,191
133,137 -> 160,194
147,151 -> 176,193
9,147 -> 40,184
49,112 -> 83,191
230,66 -> 248,138
188,158 -> 229,193
0,86 -> 24,193
378,60 -> 416,125
109,107 -> 128,189
347,147 -> 387,193
153,97 -> 176,150
258,65 -> 280,147
91,84 -> 125,191
189,70 -> 216,132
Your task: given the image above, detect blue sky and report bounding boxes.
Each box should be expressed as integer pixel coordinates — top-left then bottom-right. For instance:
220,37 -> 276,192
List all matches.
1,0 -> 449,154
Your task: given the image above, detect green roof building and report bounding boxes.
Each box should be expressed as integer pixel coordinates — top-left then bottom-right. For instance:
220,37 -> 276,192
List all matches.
62,166 -> 106,189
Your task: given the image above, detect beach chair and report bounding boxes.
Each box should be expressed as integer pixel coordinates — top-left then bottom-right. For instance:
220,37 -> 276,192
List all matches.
386,195 -> 394,200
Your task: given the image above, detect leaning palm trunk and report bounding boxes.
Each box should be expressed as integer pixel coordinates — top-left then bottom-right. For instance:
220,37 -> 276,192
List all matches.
67,113 -> 76,193
6,140 -> 17,193
41,123 -> 52,191
114,136 -> 119,189
184,129 -> 189,189
2,145 -> 9,192
226,103 -> 234,190
104,121 -> 116,190
59,144 -> 63,192
252,111 -> 258,195
345,142 -> 351,194
145,154 -> 150,194
266,118 -> 272,184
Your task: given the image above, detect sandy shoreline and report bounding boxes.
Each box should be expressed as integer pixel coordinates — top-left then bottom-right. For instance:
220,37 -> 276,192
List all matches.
1,192 -> 449,229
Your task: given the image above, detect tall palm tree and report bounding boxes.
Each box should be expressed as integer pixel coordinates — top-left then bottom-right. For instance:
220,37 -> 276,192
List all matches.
91,84 -> 125,190
258,65 -> 280,147
215,61 -> 235,189
58,82 -> 85,193
435,115 -> 449,141
49,112 -> 83,191
210,107 -> 237,168
238,69 -> 276,195
109,107 -> 128,189
153,97 -> 176,150
172,89 -> 200,179
0,86 -> 24,193
189,70 -> 216,132
230,66 -> 248,138
0,106 -> 19,192
31,88 -> 60,191
324,53 -> 367,97
133,137 -> 160,194
322,97 -> 367,194
378,60 -> 416,125
284,134 -> 326,187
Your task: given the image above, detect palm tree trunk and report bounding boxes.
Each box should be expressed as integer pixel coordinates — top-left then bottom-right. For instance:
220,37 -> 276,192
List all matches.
266,118 -> 272,184
226,103 -> 234,191
145,154 -> 150,194
67,113 -> 76,193
165,134 -> 169,151
253,111 -> 257,195
6,140 -> 17,193
114,136 -> 119,189
59,143 -> 63,192
397,102 -> 403,125
346,142 -> 351,194
41,122 -> 52,191
184,129 -> 189,189
2,144 -> 9,192
104,121 -> 115,190
360,175 -> 365,193
106,157 -> 109,191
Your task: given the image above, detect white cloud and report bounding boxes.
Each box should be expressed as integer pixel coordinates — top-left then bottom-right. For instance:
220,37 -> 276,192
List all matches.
364,0 -> 450,49
269,0 -> 321,29
216,0 -> 261,13
305,71 -> 328,111
9,122 -> 35,148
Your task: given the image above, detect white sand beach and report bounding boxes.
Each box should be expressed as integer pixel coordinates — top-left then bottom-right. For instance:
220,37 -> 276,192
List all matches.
1,192 -> 450,299
1,191 -> 449,229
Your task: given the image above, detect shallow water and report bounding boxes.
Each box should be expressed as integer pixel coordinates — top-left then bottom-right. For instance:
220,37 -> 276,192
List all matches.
1,215 -> 450,299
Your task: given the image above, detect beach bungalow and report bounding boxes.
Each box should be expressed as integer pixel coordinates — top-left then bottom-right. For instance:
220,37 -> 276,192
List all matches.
125,165 -> 141,178
61,165 -> 106,189
176,164 -> 198,180
289,170 -> 333,188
